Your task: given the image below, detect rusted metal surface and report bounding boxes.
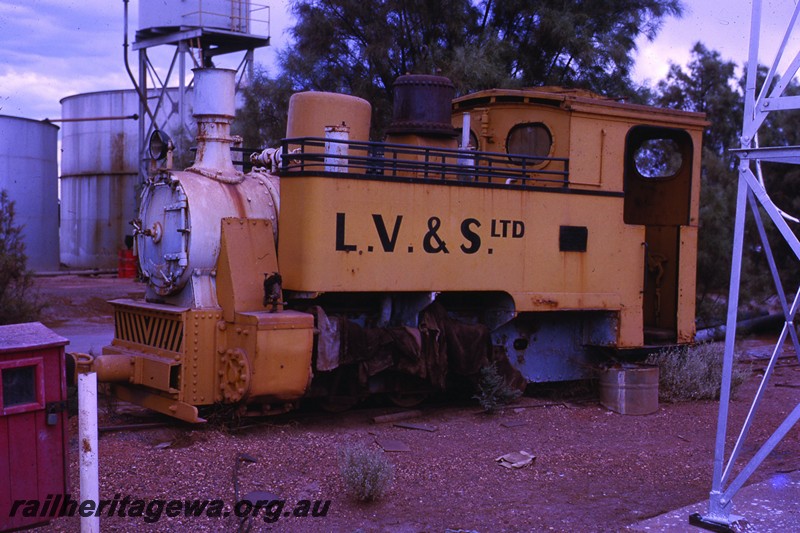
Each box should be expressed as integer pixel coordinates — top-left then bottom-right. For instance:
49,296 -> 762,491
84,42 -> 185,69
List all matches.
138,0 -> 257,34
387,74 -> 456,137
59,89 -> 191,269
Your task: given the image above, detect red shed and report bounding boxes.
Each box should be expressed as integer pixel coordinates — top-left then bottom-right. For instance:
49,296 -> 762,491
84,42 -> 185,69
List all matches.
0,322 -> 69,532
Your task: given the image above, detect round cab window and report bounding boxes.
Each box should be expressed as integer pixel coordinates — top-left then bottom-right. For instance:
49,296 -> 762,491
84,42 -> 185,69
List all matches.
506,123 -> 552,163
633,138 -> 683,179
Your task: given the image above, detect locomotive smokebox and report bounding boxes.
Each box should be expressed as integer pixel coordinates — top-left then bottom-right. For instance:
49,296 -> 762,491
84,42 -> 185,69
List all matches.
387,74 -> 457,137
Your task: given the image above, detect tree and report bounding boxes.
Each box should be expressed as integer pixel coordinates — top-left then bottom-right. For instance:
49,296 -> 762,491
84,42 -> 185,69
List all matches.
485,0 -> 683,96
655,44 -> 800,325
235,66 -> 295,149
654,44 -> 743,325
0,190 -> 42,325
656,43 -> 741,158
239,0 -> 684,144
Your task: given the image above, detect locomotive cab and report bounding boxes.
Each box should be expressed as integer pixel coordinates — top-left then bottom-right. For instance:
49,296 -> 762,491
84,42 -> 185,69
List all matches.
450,88 -> 702,347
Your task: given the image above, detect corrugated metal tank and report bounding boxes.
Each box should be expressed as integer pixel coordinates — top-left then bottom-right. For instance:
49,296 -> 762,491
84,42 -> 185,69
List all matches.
60,89 -> 191,269
139,0 -> 251,32
0,116 -> 60,272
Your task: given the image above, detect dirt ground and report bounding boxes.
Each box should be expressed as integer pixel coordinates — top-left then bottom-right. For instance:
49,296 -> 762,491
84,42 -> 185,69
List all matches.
28,275 -> 800,532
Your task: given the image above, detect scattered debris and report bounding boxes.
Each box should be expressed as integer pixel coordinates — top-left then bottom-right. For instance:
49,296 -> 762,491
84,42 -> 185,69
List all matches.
393,422 -> 438,432
495,450 -> 535,469
372,410 -> 423,424
99,422 -> 169,433
500,420 -> 526,428
375,437 -> 411,452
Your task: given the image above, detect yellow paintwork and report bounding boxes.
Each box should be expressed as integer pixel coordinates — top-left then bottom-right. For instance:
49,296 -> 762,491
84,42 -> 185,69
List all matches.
231,311 -> 314,400
279,87 -> 706,348
279,176 -> 645,346
97,216 -> 315,416
216,217 -> 281,321
677,226 -> 699,343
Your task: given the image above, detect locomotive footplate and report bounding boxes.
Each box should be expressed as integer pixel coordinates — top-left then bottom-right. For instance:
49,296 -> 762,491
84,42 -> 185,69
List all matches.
109,382 -> 204,424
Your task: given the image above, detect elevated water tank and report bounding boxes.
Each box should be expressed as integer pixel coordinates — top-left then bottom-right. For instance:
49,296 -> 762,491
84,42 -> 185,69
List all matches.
60,89 -> 192,269
139,0 -> 252,33
0,116 -> 60,272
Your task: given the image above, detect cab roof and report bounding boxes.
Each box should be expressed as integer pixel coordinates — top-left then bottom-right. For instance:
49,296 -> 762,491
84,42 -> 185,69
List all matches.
452,87 -> 708,128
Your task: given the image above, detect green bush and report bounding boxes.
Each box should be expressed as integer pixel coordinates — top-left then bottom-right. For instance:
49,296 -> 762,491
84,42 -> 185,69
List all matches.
645,343 -> 750,402
0,190 -> 42,325
338,443 -> 393,502
473,362 -> 522,413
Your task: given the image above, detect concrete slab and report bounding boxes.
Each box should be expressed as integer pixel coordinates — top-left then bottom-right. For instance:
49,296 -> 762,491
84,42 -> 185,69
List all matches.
630,470 -> 800,531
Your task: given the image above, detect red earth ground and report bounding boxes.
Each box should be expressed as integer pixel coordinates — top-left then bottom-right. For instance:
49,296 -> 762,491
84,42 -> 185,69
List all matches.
28,274 -> 800,532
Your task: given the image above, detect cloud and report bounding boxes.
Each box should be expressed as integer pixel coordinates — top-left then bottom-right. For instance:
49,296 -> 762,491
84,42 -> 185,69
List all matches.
0,0 -> 294,120
0,0 -> 135,119
632,0 -> 800,86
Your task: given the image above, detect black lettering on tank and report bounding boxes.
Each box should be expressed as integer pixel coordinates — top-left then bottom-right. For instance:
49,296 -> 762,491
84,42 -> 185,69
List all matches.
423,216 -> 449,253
335,212 -> 357,251
460,218 -> 481,254
372,214 -> 403,252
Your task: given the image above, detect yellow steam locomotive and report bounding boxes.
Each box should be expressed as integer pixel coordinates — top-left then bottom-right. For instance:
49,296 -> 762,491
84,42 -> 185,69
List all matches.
87,68 -> 704,422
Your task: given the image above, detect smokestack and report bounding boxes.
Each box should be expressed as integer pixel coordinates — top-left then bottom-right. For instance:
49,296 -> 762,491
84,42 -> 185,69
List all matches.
187,67 -> 242,183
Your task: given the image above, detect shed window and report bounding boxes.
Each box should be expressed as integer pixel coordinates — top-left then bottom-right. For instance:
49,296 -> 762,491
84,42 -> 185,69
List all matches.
3,366 -> 36,407
0,358 -> 44,414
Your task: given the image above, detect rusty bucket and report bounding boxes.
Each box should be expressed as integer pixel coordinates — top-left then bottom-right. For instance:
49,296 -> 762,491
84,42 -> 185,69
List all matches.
599,364 -> 659,415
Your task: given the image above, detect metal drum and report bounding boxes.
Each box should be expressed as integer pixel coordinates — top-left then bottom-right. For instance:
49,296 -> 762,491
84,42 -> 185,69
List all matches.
286,91 -> 372,142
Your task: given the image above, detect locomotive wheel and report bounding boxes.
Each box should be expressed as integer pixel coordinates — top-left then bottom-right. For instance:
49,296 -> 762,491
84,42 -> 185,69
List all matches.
387,391 -> 429,408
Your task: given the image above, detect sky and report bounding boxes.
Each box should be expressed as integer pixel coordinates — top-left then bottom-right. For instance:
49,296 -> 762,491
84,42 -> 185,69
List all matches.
0,0 -> 799,121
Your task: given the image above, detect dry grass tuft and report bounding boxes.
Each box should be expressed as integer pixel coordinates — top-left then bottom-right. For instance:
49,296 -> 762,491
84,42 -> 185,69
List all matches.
646,343 -> 750,402
338,443 -> 393,502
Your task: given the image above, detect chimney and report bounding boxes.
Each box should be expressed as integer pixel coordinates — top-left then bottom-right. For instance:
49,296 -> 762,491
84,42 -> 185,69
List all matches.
187,68 -> 242,183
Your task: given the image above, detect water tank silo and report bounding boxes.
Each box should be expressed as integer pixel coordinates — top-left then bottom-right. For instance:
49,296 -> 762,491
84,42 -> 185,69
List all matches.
60,89 -> 191,269
138,0 -> 252,33
0,116 -> 60,272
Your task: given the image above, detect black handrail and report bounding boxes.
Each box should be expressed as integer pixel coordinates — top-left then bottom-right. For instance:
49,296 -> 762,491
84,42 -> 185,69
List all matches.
278,137 -> 570,187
